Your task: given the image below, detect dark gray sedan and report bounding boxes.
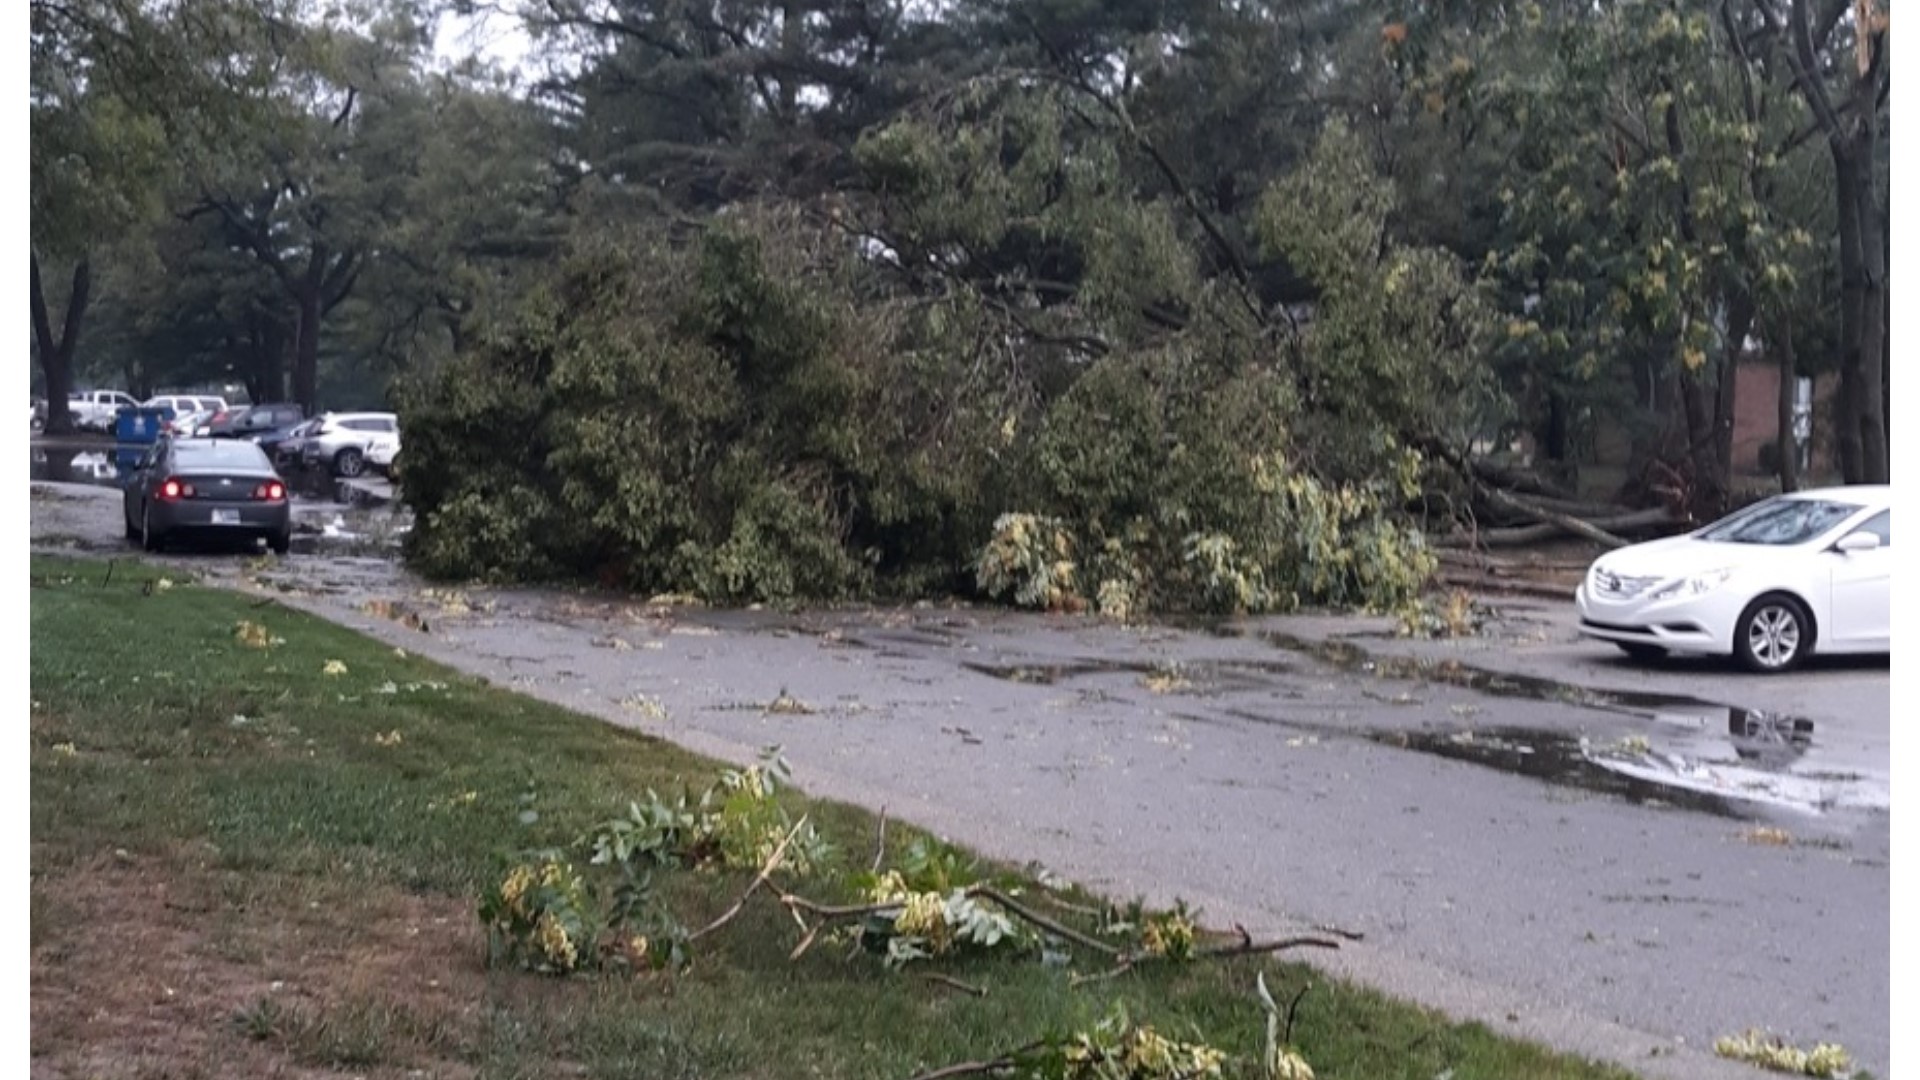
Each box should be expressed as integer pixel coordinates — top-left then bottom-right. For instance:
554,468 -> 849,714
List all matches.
122,438 -> 292,554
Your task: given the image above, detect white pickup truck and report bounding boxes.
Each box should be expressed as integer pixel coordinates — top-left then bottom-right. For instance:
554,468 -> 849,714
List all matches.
66,390 -> 140,433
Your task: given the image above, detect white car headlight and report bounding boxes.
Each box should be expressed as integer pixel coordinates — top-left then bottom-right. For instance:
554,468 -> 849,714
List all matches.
1650,567 -> 1734,600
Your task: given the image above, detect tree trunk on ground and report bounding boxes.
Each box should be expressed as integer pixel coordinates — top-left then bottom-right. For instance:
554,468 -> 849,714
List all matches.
30,252 -> 92,435
1775,319 -> 1800,492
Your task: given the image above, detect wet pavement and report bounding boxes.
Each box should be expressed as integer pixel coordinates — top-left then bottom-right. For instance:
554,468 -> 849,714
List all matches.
26,471 -> 1890,1080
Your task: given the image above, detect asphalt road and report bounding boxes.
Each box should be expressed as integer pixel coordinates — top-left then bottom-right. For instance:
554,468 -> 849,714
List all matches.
30,480 -> 1890,1079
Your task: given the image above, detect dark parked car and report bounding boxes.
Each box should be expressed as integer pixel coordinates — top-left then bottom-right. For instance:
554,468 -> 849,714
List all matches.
206,402 -> 306,440
258,417 -> 322,468
122,438 -> 292,554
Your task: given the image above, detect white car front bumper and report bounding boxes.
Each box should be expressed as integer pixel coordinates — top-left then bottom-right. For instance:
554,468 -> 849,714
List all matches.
1574,579 -> 1746,656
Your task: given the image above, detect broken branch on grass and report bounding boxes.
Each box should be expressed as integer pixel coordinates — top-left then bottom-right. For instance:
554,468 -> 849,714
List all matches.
872,806 -> 888,873
1284,982 -> 1312,1044
920,972 -> 989,997
965,884 -> 1122,957
780,894 -> 905,960
1073,933 -> 1342,984
907,1040 -> 1048,1080
689,814 -> 809,942
1196,934 -> 1342,960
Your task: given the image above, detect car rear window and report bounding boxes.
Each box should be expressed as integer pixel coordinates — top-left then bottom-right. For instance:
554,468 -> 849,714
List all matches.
175,440 -> 273,469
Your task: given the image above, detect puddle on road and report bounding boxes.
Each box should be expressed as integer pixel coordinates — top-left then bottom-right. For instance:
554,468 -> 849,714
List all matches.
1223,629 -> 1882,817
1364,715 -> 1874,819
1369,725 -> 1744,817
963,656 -> 1296,693
1255,629 -> 1726,714
963,660 -> 1148,684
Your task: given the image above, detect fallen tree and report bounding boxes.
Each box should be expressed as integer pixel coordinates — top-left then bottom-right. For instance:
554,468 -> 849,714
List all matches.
1434,506 -> 1682,549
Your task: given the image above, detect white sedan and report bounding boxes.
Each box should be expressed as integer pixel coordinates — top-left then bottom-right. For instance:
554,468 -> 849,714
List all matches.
1575,485 -> 1890,673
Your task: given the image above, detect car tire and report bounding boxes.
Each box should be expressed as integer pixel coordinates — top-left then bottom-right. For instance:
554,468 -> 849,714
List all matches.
334,447 -> 366,478
269,530 -> 291,556
1616,643 -> 1668,663
124,509 -> 140,542
140,504 -> 164,554
1733,593 -> 1814,674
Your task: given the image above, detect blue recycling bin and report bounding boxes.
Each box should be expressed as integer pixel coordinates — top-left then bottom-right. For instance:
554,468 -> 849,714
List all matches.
114,406 -> 171,445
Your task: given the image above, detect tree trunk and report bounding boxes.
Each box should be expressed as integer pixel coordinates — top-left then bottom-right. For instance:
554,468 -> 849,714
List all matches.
1679,370 -> 1725,517
1846,132 -> 1888,483
1540,390 -> 1576,488
29,253 -> 92,436
294,286 -> 321,411
1714,292 -> 1754,492
1831,148 -> 1866,482
1774,318 -> 1800,492
246,311 -> 288,405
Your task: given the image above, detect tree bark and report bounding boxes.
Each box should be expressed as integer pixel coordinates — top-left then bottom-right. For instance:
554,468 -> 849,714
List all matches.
1766,0 -> 1887,483
1774,318 -> 1800,492
1714,292 -> 1754,495
1846,136 -> 1888,483
30,252 -> 92,435
294,275 -> 322,411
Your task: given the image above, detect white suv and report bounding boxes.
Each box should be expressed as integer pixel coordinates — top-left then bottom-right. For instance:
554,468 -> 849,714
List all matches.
300,412 -> 400,478
144,394 -> 228,418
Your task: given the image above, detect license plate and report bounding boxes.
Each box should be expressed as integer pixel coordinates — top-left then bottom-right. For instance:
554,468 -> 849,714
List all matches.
211,509 -> 240,525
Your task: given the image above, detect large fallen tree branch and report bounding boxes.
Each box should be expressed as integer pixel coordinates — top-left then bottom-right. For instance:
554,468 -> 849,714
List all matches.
1435,507 -> 1681,549
1478,487 -> 1633,548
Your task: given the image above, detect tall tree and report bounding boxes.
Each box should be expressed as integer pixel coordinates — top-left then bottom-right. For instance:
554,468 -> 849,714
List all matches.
1741,0 -> 1888,482
30,0 -> 171,430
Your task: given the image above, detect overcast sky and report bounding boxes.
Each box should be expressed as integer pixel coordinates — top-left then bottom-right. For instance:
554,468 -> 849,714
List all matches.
431,7 -> 534,75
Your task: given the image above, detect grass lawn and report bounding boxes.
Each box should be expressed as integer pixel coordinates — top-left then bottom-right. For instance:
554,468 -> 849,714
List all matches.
28,554 -> 1638,1080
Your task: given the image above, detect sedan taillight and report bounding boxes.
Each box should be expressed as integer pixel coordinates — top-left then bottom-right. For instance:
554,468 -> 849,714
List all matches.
253,481 -> 287,501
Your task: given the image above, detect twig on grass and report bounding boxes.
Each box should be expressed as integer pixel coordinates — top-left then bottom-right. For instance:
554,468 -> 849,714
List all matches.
688,814 -> 808,942
1071,934 -> 1342,985
965,884 -> 1120,957
1284,981 -> 1313,1045
906,1040 -> 1048,1080
919,972 -> 988,997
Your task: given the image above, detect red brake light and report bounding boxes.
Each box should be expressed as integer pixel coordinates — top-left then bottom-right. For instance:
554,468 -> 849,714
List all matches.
159,478 -> 194,499
255,481 -> 286,501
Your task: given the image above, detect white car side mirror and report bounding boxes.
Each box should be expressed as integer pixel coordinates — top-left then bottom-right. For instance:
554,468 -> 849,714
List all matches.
1834,532 -> 1882,553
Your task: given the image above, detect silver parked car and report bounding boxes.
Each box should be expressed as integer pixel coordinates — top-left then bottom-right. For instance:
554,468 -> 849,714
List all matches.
300,412 -> 400,478
122,438 -> 292,554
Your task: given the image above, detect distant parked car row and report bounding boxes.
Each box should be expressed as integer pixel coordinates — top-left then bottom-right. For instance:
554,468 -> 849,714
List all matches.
194,405 -> 400,480
36,392 -> 402,482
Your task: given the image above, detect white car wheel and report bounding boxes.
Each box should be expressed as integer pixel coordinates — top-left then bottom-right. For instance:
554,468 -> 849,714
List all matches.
1734,594 -> 1812,674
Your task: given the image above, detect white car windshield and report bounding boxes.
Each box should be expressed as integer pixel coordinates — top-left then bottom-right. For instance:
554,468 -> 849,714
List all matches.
1696,498 -> 1862,545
